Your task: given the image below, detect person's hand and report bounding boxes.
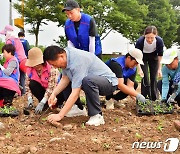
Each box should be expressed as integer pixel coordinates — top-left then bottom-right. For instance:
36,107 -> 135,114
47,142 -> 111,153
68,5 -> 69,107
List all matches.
158,69 -> 162,78
35,97 -> 47,114
27,96 -> 33,109
48,113 -> 62,123
136,93 -> 146,103
48,93 -> 57,108
167,92 -> 177,104
35,102 -> 45,114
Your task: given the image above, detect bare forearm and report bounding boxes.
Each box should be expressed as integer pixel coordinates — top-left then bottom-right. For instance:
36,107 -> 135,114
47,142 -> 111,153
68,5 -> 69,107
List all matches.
52,76 -> 70,96
58,88 -> 81,119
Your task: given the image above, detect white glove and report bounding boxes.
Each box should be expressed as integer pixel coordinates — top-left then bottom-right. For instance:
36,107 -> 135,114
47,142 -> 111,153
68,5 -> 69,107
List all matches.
27,96 -> 33,109
136,93 -> 146,103
167,92 -> 178,104
0,64 -> 5,71
35,97 -> 47,114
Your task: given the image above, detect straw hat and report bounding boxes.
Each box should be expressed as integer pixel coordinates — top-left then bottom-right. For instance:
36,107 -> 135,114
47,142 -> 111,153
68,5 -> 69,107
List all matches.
25,47 -> 44,67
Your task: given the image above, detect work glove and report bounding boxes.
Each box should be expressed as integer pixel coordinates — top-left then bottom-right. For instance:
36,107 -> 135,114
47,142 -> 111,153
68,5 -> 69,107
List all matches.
136,93 -> 146,103
27,96 -> 33,109
35,97 -> 47,114
0,54 -> 3,60
0,64 -> 5,71
167,92 -> 178,104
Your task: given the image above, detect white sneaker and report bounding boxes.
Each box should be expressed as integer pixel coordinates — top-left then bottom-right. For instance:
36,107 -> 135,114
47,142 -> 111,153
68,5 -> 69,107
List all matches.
106,99 -> 114,110
86,114 -> 105,126
65,105 -> 87,117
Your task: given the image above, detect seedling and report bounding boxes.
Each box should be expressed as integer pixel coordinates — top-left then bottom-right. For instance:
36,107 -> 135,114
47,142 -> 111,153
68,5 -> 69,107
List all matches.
41,117 -> 47,121
114,117 -> 119,123
0,106 -> 16,114
103,143 -> 110,150
80,96 -> 86,105
135,133 -> 142,140
49,130 -> 54,136
5,132 -> 11,138
81,122 -> 86,129
157,121 -> 164,132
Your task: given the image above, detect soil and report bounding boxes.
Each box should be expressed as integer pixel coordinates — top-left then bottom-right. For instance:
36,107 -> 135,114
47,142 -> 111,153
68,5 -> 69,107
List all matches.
0,89 -> 180,154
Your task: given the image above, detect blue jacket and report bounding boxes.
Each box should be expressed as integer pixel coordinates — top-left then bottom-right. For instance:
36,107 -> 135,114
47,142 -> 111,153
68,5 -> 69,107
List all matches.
65,13 -> 102,56
106,56 -> 136,79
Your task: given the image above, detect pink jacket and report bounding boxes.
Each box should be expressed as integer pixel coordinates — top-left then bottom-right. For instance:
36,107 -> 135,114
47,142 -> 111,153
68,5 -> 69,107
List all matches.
6,37 -> 27,62
26,62 -> 51,89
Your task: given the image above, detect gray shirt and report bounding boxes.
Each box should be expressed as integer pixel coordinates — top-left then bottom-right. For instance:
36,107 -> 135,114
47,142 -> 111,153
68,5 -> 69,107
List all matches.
3,60 -> 17,76
62,47 -> 118,88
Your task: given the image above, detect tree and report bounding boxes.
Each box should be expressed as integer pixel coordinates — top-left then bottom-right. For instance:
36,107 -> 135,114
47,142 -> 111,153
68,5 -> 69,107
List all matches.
14,0 -> 57,46
138,0 -> 178,48
170,0 -> 180,46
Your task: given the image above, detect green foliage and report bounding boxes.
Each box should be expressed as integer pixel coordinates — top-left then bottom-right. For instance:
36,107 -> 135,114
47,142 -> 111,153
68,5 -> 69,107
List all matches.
0,106 -> 16,114
14,0 -> 180,48
80,96 -> 86,105
0,40 -> 5,53
137,0 -> 178,48
101,54 -> 113,62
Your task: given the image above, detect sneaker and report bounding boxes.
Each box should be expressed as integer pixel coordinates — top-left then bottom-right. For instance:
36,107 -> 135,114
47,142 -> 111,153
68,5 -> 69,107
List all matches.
65,105 -> 87,117
105,99 -> 114,110
86,114 -> 105,126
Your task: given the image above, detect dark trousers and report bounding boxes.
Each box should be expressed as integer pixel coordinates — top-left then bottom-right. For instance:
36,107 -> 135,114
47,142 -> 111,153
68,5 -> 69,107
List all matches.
20,70 -> 26,95
82,75 -> 117,116
106,80 -> 138,100
157,80 -> 180,106
141,56 -> 158,101
29,80 -> 83,109
0,87 -> 15,106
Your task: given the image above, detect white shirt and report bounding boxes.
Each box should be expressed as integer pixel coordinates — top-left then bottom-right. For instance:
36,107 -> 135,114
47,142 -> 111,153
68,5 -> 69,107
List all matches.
143,38 -> 157,53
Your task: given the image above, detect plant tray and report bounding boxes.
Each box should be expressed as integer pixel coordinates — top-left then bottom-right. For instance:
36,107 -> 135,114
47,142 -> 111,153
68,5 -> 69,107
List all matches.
0,106 -> 19,117
136,100 -> 174,116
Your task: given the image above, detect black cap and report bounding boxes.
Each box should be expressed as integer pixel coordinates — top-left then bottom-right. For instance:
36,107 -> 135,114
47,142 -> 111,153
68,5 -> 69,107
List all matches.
62,0 -> 80,12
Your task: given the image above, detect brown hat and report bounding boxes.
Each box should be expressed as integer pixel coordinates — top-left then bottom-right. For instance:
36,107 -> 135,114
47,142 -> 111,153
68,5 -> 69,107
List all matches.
25,47 -> 44,67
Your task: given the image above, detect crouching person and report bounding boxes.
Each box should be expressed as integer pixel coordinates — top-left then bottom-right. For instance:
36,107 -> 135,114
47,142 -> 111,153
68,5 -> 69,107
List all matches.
25,47 -> 65,114
0,44 -> 20,116
158,49 -> 180,106
43,46 -> 118,126
25,47 -> 85,115
105,48 -> 146,109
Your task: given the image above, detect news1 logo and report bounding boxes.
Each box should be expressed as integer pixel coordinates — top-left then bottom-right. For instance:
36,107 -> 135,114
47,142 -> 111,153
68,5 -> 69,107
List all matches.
132,138 -> 179,152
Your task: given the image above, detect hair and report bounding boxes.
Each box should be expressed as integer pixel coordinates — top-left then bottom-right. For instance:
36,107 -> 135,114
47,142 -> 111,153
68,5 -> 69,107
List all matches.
43,45 -> 65,61
2,44 -> 15,56
125,53 -> 136,61
18,32 -> 25,37
144,26 -> 158,35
